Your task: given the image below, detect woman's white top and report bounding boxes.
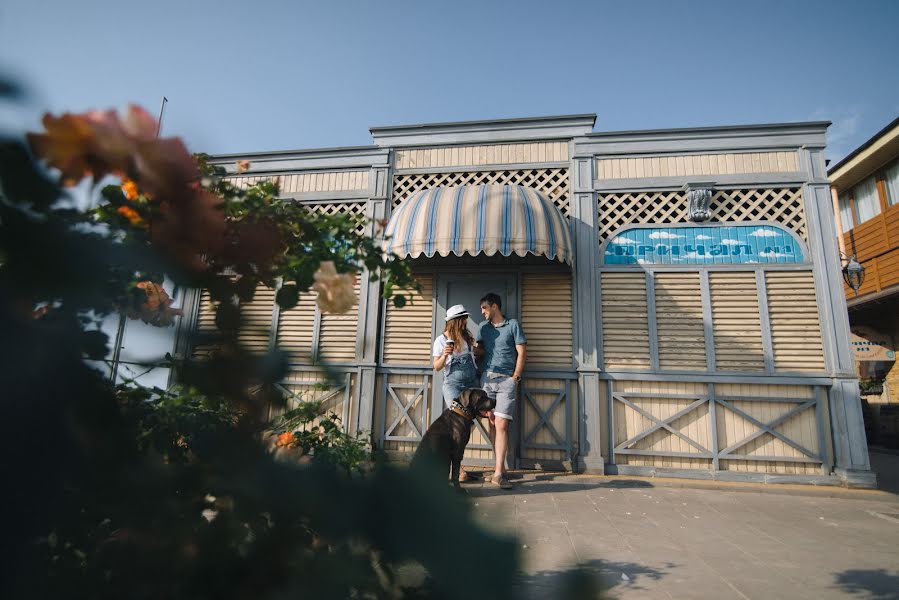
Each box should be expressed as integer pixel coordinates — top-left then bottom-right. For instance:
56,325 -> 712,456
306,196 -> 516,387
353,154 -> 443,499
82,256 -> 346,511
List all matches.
432,334 -> 476,373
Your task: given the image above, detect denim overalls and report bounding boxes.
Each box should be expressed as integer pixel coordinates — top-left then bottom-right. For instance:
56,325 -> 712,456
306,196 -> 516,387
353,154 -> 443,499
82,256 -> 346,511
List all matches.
442,349 -> 478,406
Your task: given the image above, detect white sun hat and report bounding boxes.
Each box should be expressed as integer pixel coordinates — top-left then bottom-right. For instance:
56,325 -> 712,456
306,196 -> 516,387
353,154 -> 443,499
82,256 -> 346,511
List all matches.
445,304 -> 469,321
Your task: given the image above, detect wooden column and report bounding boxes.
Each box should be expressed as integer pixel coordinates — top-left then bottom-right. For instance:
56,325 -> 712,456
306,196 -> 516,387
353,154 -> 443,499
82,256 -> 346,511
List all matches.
571,151 -> 604,473
801,146 -> 875,487
352,162 -> 391,435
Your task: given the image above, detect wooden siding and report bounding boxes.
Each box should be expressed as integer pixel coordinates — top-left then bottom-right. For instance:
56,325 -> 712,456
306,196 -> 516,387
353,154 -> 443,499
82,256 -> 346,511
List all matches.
276,290 -> 317,362
597,151 -> 798,179
765,272 -> 826,372
841,202 -> 899,300
383,274 -> 434,365
601,272 -> 651,370
521,272 -> 573,368
709,273 -> 765,372
227,171 -> 369,193
317,277 -> 360,364
654,272 -> 706,371
395,142 -> 568,170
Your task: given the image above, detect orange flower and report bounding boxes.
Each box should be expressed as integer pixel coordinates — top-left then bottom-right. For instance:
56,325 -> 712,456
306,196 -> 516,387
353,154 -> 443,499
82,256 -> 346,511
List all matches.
27,105 -> 159,185
121,178 -> 139,201
125,281 -> 183,326
117,205 -> 143,226
276,432 -> 295,447
26,113 -> 97,185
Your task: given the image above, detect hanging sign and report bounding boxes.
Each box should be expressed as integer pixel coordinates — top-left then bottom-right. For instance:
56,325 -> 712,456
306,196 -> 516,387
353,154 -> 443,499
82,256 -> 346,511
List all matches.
850,328 -> 896,362
602,224 -> 805,265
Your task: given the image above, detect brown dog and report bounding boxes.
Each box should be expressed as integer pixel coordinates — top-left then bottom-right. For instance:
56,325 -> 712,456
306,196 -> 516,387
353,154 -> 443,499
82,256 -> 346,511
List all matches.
411,388 -> 495,491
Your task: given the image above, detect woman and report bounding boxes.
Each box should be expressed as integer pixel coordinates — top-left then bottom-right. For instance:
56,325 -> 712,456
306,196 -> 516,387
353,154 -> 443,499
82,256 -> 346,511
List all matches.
432,304 -> 480,481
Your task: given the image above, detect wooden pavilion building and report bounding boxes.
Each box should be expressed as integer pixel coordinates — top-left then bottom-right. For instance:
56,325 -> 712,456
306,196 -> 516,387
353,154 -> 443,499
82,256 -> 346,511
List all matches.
171,114 -> 874,487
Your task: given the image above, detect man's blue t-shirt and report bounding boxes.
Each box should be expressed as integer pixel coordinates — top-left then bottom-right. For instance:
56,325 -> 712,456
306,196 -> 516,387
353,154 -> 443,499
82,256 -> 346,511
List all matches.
476,319 -> 527,376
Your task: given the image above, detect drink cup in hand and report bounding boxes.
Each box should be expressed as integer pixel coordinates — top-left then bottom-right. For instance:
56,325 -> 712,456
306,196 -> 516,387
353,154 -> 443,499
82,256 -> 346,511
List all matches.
444,340 -> 454,355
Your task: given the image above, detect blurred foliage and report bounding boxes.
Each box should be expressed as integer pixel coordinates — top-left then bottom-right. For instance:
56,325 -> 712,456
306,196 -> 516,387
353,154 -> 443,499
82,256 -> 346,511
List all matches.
0,86 -> 604,598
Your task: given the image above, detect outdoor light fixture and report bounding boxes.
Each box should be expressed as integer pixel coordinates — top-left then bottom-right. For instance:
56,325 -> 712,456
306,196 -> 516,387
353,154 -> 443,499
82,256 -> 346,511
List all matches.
840,252 -> 865,295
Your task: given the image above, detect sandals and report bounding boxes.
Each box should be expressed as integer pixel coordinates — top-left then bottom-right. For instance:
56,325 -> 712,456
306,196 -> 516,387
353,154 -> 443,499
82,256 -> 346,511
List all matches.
489,474 -> 513,489
458,469 -> 482,483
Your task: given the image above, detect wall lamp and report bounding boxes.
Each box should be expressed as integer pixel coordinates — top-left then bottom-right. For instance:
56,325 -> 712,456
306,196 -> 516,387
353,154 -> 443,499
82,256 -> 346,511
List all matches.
840,252 -> 865,295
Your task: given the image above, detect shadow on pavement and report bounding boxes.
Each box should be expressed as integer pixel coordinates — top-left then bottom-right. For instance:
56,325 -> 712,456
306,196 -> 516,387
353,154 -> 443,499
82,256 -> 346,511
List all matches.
467,475 -> 654,497
833,568 -> 899,599
513,559 -> 674,599
869,450 -> 899,496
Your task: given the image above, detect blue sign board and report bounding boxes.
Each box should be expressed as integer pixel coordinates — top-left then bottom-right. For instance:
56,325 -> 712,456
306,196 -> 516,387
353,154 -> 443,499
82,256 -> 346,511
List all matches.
603,225 -> 804,265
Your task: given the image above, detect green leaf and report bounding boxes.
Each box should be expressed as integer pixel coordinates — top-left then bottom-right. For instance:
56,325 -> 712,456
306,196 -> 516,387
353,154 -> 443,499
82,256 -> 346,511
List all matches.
275,284 -> 299,309
392,294 -> 406,308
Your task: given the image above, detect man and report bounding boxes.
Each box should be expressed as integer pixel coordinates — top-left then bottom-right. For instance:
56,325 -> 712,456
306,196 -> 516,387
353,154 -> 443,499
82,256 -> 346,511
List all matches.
474,292 -> 526,490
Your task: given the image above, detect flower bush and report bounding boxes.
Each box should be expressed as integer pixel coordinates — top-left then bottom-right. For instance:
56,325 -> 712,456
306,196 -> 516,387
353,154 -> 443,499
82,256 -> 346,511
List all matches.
0,92 -> 603,599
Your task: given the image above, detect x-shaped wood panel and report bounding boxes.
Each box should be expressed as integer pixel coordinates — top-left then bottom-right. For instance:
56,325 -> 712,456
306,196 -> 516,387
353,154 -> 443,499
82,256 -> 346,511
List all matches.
716,398 -> 819,460
614,394 -> 711,455
522,386 -> 567,450
384,382 -> 426,442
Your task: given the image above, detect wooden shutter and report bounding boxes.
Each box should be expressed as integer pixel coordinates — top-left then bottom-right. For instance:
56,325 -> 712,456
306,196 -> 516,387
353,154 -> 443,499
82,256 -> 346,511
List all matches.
709,272 -> 765,372
765,271 -> 825,372
654,272 -> 706,371
191,290 -> 218,358
276,289 -> 317,362
601,272 -> 650,370
383,274 -> 433,365
236,285 -> 276,354
521,272 -> 573,368
318,277 -> 361,364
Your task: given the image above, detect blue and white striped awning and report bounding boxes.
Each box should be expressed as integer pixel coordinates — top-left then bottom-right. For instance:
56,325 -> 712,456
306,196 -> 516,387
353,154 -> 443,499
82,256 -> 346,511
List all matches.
384,184 -> 572,264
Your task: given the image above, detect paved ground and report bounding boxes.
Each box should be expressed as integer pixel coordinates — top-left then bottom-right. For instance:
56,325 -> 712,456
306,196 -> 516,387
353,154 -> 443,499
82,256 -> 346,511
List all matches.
464,452 -> 899,599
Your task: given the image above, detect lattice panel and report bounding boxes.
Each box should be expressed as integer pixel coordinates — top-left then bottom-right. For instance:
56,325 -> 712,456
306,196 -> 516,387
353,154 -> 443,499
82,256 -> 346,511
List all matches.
392,168 -> 570,216
301,201 -> 367,236
597,188 -> 806,241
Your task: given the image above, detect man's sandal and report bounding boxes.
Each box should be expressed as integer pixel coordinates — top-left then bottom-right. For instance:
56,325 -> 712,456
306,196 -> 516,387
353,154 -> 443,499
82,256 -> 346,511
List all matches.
489,474 -> 513,489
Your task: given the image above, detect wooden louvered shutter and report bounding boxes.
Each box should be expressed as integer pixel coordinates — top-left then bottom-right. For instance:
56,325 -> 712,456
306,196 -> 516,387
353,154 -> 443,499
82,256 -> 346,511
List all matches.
317,277 -> 361,364
191,290 -> 218,358
276,289 -> 317,363
654,272 -> 706,371
601,272 -> 650,370
765,271 -> 825,372
236,285 -> 276,354
382,274 -> 433,366
520,272 -> 572,368
709,272 -> 764,372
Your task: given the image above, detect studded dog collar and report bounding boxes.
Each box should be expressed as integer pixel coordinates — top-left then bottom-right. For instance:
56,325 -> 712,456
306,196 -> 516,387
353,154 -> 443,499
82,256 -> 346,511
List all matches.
450,400 -> 475,421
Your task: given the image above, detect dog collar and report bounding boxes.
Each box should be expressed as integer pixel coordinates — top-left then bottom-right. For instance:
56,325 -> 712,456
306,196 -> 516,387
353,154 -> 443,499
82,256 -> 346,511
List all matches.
450,401 -> 475,421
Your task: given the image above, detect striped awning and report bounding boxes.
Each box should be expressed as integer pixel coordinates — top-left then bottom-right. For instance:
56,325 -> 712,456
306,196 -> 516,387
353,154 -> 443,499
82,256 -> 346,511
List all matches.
384,184 -> 572,264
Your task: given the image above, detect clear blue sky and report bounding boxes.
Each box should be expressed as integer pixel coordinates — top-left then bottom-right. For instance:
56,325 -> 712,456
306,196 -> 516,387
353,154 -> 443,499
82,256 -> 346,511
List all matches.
2,0 -> 897,162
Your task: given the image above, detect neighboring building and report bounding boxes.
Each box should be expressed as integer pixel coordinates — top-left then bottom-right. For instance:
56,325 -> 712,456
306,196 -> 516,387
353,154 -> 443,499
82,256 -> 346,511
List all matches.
829,116 -> 899,446
161,114 -> 873,487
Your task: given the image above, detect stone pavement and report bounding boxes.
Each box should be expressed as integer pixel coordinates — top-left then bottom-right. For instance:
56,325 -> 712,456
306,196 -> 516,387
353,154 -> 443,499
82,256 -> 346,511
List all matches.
465,454 -> 899,599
